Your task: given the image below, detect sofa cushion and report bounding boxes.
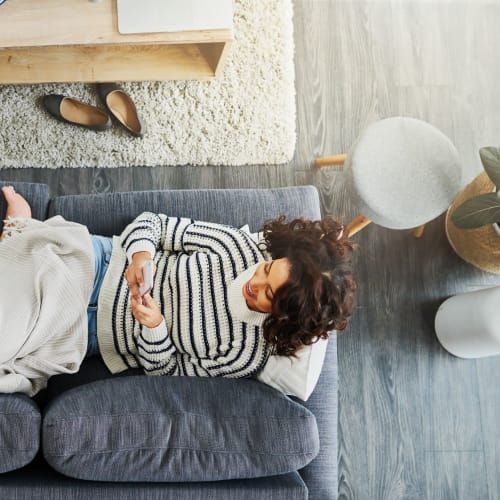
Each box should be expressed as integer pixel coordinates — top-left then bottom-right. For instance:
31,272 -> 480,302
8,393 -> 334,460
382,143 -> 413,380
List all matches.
0,394 -> 41,473
42,376 -> 319,482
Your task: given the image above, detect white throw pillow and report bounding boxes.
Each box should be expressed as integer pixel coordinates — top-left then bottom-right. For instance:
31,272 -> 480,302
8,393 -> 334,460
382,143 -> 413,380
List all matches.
256,338 -> 329,401
239,224 -> 330,401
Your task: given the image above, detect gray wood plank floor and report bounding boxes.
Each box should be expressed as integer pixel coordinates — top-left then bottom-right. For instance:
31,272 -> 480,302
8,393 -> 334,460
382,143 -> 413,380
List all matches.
2,1 -> 500,498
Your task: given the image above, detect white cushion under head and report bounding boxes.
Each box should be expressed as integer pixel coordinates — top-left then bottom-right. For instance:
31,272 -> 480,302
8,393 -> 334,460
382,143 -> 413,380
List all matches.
256,337 -> 329,401
344,117 -> 463,229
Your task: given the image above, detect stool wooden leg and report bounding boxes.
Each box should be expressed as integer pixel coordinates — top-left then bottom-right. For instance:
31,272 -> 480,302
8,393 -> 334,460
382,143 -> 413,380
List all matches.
346,215 -> 372,237
314,154 -> 347,168
413,224 -> 425,238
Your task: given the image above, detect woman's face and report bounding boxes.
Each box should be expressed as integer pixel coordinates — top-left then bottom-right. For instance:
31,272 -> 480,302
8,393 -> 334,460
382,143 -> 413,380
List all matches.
242,258 -> 290,313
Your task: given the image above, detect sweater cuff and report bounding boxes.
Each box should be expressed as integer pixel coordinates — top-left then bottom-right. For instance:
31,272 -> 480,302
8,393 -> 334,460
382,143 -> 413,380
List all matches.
138,319 -> 169,344
126,241 -> 156,263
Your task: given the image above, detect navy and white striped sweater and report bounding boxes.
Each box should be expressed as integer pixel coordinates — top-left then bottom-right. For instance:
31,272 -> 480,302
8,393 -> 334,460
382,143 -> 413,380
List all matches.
97,212 -> 270,378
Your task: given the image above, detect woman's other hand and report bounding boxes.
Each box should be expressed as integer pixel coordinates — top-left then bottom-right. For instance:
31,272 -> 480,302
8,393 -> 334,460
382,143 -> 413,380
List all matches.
124,251 -> 153,300
130,293 -> 163,328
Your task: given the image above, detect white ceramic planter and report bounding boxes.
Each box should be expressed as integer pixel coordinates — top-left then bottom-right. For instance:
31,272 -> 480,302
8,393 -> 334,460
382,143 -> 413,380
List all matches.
434,286 -> 500,358
435,285 -> 500,358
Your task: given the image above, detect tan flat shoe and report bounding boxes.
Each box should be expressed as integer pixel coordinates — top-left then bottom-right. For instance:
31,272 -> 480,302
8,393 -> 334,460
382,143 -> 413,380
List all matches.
42,95 -> 112,131
96,83 -> 145,138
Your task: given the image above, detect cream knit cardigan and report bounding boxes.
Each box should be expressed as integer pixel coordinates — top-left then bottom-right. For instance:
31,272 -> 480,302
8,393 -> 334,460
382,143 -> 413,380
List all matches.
0,216 -> 94,397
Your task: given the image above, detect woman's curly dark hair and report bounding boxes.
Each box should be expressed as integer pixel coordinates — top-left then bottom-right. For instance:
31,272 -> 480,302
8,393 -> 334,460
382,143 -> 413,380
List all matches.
261,216 -> 356,356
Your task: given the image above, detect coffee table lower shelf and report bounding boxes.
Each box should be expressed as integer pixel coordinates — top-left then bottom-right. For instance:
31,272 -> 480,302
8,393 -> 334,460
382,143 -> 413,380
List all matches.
0,41 -> 230,84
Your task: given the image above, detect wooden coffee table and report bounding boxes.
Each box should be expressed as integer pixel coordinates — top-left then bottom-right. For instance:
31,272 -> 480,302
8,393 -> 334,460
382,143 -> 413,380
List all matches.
0,0 -> 233,84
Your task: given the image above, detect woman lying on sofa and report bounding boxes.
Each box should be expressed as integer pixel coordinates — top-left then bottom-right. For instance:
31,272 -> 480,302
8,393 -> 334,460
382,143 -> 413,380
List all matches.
0,185 -> 356,397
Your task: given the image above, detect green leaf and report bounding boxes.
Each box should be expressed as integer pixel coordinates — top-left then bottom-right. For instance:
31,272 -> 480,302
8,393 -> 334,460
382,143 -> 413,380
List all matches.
451,192 -> 500,228
479,147 -> 500,187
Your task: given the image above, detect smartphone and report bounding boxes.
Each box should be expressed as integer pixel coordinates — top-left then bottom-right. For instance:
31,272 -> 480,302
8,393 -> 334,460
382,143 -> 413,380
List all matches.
139,259 -> 154,296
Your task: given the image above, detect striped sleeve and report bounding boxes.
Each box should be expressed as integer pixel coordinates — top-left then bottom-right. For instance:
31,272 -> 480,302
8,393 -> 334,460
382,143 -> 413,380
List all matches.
154,217 -> 260,267
179,325 -> 267,379
135,320 -> 178,375
120,213 -> 259,269
182,222 -> 261,273
120,212 -> 161,261
120,212 -> 193,262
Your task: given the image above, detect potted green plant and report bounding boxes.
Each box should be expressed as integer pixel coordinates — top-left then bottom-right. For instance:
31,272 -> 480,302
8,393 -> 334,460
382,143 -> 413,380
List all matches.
451,147 -> 500,232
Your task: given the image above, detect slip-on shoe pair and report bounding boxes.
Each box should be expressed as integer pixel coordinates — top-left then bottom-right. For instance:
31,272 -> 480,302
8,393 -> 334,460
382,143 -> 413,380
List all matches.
42,83 -> 145,137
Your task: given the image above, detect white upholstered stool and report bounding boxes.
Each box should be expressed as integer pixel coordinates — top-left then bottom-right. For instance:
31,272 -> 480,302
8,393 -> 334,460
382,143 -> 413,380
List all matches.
315,117 -> 464,237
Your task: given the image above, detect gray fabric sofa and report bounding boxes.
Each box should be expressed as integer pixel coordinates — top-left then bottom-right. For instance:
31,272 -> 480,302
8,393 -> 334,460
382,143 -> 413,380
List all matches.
0,181 -> 338,500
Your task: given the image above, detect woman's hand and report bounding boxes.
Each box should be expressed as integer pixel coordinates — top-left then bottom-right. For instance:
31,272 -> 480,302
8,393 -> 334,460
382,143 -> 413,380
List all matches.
124,251 -> 153,301
130,293 -> 164,328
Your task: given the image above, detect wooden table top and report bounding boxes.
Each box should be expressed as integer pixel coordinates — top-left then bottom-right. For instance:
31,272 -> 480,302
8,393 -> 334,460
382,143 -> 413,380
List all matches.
0,0 -> 232,49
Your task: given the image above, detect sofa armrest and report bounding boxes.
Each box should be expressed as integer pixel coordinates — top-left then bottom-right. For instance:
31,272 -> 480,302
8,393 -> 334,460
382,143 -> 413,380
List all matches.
298,333 -> 338,500
0,393 -> 41,473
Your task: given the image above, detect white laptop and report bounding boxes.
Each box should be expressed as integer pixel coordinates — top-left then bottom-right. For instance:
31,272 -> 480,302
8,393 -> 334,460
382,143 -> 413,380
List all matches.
117,0 -> 233,34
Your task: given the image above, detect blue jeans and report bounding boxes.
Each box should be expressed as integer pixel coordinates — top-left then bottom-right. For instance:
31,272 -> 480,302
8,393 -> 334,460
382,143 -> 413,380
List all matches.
87,235 -> 113,357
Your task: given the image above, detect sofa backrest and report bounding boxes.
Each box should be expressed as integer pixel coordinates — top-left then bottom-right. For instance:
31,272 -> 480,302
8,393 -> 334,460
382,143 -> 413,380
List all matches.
48,186 -> 322,236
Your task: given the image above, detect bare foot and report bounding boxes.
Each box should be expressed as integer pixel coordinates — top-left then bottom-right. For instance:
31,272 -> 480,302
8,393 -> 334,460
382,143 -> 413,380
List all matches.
1,186 -> 32,241
2,186 -> 32,220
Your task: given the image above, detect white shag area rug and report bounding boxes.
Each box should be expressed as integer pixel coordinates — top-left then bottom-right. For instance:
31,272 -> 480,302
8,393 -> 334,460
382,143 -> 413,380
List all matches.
0,0 -> 295,169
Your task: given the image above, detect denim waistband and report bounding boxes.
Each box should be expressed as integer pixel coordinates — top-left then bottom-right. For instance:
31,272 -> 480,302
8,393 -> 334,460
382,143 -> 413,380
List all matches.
89,235 -> 114,305
87,235 -> 113,356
